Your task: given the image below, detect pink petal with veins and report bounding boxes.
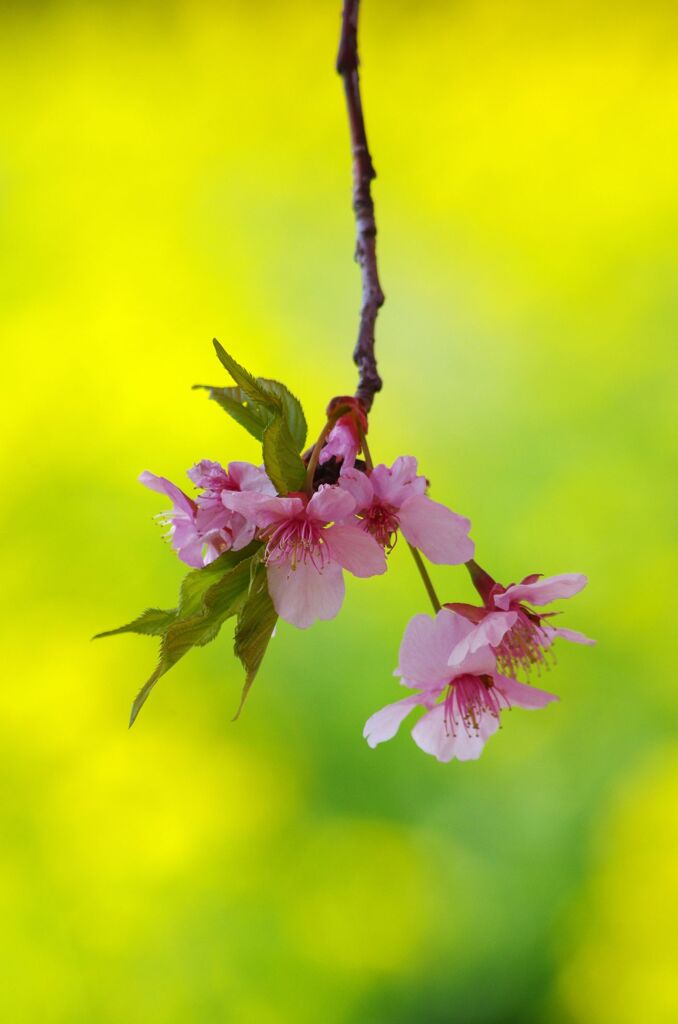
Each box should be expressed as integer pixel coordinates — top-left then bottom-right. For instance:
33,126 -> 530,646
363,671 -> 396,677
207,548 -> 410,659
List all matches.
266,559 -> 345,629
363,695 -> 423,748
324,524 -> 387,578
306,484 -> 356,524
495,573 -> 588,610
398,494 -> 474,565
448,611 -> 518,666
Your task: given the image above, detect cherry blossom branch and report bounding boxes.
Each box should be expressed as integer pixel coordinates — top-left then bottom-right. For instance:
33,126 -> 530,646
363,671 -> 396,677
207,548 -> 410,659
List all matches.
355,421 -> 373,471
336,0 -> 385,412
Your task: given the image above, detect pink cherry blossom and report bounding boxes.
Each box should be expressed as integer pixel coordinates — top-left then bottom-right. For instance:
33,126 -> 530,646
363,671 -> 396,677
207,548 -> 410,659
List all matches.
189,459 -> 276,560
318,414 -> 362,472
338,456 -> 474,564
139,472 -> 204,568
364,609 -> 557,762
318,396 -> 368,473
222,484 -> 387,629
447,564 -> 594,678
140,460 -> 275,568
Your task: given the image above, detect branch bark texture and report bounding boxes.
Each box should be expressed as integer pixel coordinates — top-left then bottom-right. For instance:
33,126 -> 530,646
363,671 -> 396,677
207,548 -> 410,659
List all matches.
336,0 -> 384,412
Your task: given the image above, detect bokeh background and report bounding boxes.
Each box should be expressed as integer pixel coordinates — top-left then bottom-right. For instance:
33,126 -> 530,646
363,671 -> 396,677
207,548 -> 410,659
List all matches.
1,1 -> 676,1021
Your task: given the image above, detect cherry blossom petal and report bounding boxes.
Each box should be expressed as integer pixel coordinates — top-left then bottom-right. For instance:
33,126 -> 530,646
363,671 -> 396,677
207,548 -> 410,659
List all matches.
140,471 -> 207,566
194,501 -> 256,554
495,675 -> 559,709
398,609 -> 472,689
175,538 -> 205,568
449,641 -> 497,680
266,560 -> 345,629
494,573 -> 588,610
230,520 -> 258,551
202,537 -> 228,565
195,503 -> 231,535
324,524 -> 387,578
168,515 -> 204,567
448,611 -> 518,667
410,705 -> 452,759
307,485 -> 356,524
543,626 -> 596,645
411,704 -> 499,762
318,418 -> 361,469
227,461 -> 276,494
139,471 -> 196,518
398,495 -> 474,565
222,491 -> 303,528
363,696 -> 422,748
187,459 -> 229,492
370,456 -> 421,506
338,467 -> 374,511
451,711 -> 501,761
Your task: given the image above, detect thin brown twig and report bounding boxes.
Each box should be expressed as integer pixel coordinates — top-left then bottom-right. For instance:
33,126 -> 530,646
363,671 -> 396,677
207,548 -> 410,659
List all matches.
336,0 -> 385,412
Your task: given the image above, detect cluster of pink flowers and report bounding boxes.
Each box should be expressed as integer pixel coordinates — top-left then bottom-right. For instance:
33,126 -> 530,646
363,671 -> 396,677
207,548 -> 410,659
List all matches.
140,461 -> 275,568
364,570 -> 593,762
141,401 -> 592,758
141,453 -> 473,629
445,564 -> 594,677
364,608 -> 559,762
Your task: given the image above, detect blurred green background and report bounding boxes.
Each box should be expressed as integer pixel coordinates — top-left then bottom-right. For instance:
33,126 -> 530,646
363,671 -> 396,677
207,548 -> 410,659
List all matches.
1,1 -> 676,1021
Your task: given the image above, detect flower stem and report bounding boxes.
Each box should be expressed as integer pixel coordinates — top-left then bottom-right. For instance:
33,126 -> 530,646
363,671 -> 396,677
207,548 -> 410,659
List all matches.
408,543 -> 441,614
358,423 -> 374,472
305,420 -> 334,494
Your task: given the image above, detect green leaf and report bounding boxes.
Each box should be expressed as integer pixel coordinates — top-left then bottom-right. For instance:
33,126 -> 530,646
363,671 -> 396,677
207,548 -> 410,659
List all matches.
210,340 -> 308,454
212,339 -> 270,405
97,542 -> 264,727
232,563 -> 278,720
96,543 -> 260,643
262,415 -> 307,495
129,556 -> 254,727
192,384 -> 273,442
177,542 -> 261,617
93,607 -> 176,639
256,378 -> 307,451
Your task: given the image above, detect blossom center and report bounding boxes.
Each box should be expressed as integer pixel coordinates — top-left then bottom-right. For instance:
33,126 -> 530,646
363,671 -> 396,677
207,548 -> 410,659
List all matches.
361,502 -> 400,549
443,674 -> 507,736
262,516 -> 329,571
496,609 -> 554,677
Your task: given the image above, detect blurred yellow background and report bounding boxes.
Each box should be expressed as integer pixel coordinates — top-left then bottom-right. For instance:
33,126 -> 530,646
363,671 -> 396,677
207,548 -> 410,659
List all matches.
1,1 -> 676,1021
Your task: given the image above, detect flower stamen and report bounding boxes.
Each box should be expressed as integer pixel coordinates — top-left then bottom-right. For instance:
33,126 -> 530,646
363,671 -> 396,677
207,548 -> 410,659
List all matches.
262,517 -> 329,572
443,674 -> 509,737
361,502 -> 400,550
495,609 -> 556,678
